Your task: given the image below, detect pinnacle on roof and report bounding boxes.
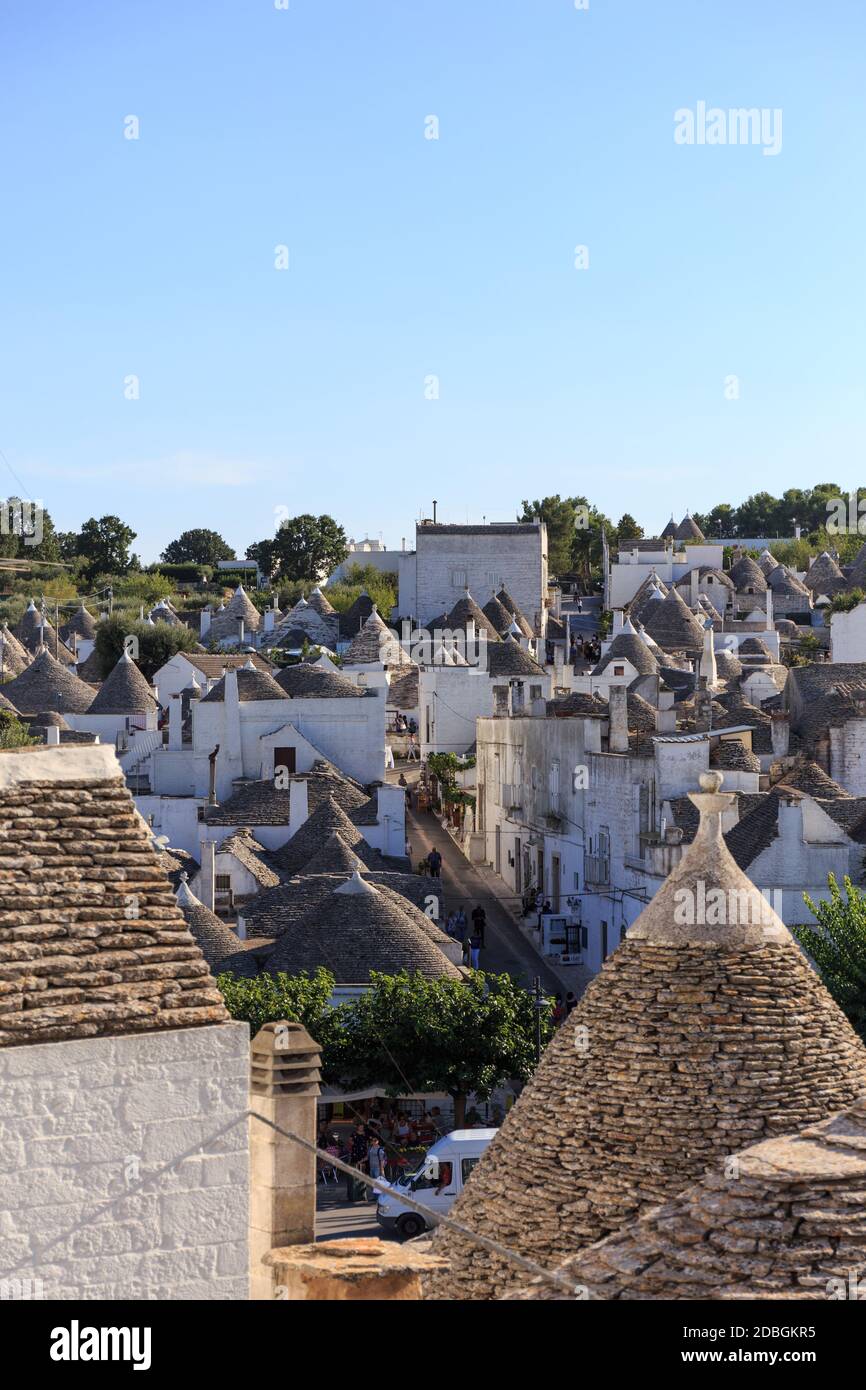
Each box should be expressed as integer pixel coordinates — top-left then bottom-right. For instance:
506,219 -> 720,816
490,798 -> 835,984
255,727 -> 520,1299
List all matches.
175,875 -> 243,973
426,770 -> 866,1300
86,649 -> 158,715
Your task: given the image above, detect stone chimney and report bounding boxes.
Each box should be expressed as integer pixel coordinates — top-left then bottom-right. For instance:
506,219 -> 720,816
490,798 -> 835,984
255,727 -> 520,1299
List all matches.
765,588 -> 774,630
655,688 -> 677,734
200,606 -> 212,638
289,778 -> 309,835
249,1022 -> 322,1301
700,620 -> 717,688
690,568 -> 700,608
263,606 -> 276,635
608,686 -> 629,754
45,724 -> 60,746
168,693 -> 183,750
612,610 -> 624,636
771,713 -> 790,759
200,837 -> 216,911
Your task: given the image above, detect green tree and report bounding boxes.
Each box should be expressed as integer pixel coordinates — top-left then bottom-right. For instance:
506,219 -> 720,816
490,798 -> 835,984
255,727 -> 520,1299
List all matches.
93,615 -> 199,681
331,971 -> 552,1127
614,513 -> 643,542
518,496 -> 582,577
247,513 -> 348,584
570,497 -> 613,586
0,711 -> 39,748
161,529 -> 236,565
216,968 -> 338,1042
796,875 -> 866,1040
76,515 -> 137,579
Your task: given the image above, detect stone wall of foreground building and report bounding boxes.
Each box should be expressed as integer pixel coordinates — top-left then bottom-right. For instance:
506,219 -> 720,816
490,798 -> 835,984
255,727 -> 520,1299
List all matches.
0,1023 -> 250,1301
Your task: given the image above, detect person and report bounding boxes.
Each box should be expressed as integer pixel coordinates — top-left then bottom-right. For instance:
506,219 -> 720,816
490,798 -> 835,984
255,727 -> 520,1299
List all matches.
469,928 -> 482,969
366,1136 -> 387,1197
462,934 -> 472,966
394,1112 -> 414,1145
406,731 -> 419,762
398,771 -> 408,788
565,990 -> 578,1016
454,905 -> 467,935
384,743 -> 395,770
551,993 -> 565,1026
576,595 -> 583,614
445,911 -> 458,938
471,903 -> 486,947
407,716 -> 417,734
427,848 -> 442,879
347,1122 -> 369,1202
429,1105 -> 448,1138
542,899 -> 552,915
535,889 -> 544,927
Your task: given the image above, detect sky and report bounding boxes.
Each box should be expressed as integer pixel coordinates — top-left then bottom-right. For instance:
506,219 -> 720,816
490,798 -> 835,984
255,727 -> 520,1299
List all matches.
1,0 -> 864,563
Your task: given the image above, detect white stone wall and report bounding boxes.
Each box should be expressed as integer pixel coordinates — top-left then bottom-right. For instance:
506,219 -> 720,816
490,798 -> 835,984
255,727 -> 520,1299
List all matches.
411,526 -> 548,632
0,1023 -> 250,1301
830,603 -> 866,663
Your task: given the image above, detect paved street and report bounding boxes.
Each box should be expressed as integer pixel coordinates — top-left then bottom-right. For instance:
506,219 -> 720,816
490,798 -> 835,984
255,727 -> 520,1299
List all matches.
405,796 -> 562,995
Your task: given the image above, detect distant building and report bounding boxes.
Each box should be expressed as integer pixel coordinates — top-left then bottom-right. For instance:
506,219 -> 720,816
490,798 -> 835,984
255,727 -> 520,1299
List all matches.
400,521 -> 549,635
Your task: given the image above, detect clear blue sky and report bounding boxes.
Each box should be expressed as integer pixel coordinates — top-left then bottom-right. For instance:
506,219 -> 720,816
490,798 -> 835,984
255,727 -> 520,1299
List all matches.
1,0 -> 863,562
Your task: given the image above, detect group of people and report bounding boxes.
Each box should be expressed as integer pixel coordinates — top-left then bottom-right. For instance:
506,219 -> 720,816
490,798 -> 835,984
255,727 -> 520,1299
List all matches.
317,1106 -> 451,1201
570,636 -> 601,664
443,903 -> 487,967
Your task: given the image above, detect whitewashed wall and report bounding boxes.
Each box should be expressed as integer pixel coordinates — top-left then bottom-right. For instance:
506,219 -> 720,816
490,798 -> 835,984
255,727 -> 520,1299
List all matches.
0,1023 -> 250,1300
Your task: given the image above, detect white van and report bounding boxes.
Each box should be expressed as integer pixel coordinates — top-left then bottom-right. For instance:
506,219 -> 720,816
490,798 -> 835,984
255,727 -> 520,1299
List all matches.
376,1129 -> 497,1239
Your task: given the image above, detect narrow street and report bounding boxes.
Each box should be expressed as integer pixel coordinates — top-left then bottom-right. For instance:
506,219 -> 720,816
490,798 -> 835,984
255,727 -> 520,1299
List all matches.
405,798 -> 563,996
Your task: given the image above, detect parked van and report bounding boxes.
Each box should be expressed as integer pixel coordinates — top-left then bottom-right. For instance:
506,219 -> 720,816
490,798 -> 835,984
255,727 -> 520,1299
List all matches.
376,1129 -> 497,1239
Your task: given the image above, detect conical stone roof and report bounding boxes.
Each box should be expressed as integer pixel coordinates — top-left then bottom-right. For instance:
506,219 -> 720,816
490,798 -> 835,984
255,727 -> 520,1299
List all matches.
674,513 -> 705,542
59,603 -> 97,643
0,687 -> 19,713
15,602 -> 76,663
307,586 -> 336,616
629,575 -> 668,625
660,515 -> 677,540
425,771 -> 866,1301
263,872 -> 462,983
729,556 -> 768,592
301,831 -> 368,877
445,591 -> 501,642
593,631 -> 659,678
272,795 -> 375,877
87,650 -> 157,714
520,1097 -> 866,1300
496,587 -> 534,639
342,609 -> 411,666
804,551 -> 845,596
175,877 -> 241,973
2,649 -> 99,714
758,549 -> 779,576
482,593 -> 514,637
274,663 -> 366,699
642,587 -> 706,654
0,623 -> 29,677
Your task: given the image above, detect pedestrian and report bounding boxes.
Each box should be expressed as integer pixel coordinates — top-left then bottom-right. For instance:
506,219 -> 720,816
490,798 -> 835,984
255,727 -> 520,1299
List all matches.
469,929 -> 482,969
398,772 -> 408,787
471,903 -> 486,947
366,1136 -> 387,1198
347,1122 -> 368,1202
406,731 -> 419,762
428,848 -> 442,879
576,595 -> 583,614
551,993 -> 565,1026
455,905 -> 467,934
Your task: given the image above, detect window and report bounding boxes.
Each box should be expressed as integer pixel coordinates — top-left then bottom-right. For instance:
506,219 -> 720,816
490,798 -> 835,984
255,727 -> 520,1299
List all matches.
451,567 -> 468,588
462,1156 -> 481,1185
530,685 -> 542,701
215,874 -> 232,893
493,686 -> 509,715
613,665 -> 625,676
273,746 -> 296,776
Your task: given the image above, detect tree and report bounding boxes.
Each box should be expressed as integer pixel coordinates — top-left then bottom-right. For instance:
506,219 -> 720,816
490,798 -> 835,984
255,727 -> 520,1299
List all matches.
614,513 -> 643,542
0,711 -> 39,749
570,497 -> 613,586
76,515 -> 137,579
161,529 -> 236,565
796,875 -> 866,1040
517,496 -> 582,577
330,971 -> 552,1127
92,616 -> 199,682
216,968 -> 338,1042
246,514 -> 348,584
